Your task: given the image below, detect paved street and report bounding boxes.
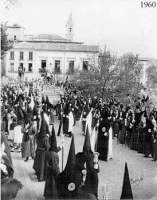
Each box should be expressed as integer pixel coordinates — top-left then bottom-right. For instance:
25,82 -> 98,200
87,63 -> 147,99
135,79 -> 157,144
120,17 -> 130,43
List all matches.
12,116 -> 157,200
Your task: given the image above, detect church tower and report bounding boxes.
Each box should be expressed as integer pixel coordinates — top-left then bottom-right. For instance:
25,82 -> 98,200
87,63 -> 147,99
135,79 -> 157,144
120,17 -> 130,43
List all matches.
66,13 -> 74,42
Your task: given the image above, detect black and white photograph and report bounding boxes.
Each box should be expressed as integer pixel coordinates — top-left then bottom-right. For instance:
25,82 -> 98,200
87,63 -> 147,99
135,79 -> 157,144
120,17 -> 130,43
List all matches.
1,0 -> 157,199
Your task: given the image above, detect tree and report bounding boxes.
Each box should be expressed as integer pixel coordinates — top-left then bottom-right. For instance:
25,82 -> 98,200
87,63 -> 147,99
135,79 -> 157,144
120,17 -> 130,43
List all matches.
115,53 -> 143,99
1,23 -> 13,60
146,64 -> 157,89
71,51 -> 143,104
71,49 -> 118,100
3,0 -> 19,9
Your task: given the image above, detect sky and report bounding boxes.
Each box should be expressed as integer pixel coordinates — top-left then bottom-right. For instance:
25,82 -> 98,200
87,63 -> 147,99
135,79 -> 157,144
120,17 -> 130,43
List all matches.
1,0 -> 157,58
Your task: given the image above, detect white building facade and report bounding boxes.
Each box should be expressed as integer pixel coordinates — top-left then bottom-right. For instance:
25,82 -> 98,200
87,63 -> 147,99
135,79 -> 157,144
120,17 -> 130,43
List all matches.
6,43 -> 99,81
5,14 -> 99,81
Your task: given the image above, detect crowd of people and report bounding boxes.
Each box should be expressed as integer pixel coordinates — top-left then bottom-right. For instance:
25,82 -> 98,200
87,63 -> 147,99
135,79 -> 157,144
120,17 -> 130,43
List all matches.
1,78 -> 157,200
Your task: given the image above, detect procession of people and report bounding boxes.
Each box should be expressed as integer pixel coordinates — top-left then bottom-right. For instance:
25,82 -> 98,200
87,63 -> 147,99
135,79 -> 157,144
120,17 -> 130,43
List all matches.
1,77 -> 157,200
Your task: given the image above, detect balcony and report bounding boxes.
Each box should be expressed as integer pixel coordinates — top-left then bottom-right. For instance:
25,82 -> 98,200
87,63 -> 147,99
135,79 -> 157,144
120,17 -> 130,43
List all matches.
39,68 -> 46,73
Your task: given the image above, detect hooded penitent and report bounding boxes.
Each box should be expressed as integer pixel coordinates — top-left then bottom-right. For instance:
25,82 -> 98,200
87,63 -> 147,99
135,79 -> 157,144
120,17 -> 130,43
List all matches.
63,102 -> 70,136
46,95 -> 51,111
56,135 -> 82,199
37,112 -> 50,139
97,117 -> 110,161
44,125 -> 60,199
81,103 -> 90,134
33,103 -> 38,121
57,116 -> 63,136
49,125 -> 60,153
120,163 -> 133,199
42,95 -> 46,105
83,126 -> 94,165
82,158 -> 98,198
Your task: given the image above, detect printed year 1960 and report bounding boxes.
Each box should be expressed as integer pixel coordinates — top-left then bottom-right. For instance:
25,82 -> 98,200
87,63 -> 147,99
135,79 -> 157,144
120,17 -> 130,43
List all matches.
141,1 -> 156,7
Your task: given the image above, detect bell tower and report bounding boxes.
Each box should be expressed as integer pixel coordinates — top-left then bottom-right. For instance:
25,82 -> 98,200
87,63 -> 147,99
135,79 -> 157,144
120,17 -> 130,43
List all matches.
66,13 -> 74,42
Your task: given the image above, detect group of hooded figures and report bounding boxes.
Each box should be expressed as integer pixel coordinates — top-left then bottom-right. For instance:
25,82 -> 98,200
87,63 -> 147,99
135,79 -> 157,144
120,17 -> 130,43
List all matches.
56,89 -> 157,162
1,80 -> 157,200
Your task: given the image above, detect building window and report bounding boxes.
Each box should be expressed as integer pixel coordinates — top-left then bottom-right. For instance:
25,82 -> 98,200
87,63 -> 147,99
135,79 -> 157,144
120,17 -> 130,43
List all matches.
20,52 -> 24,60
55,60 -> 61,73
29,52 -> 33,60
41,60 -> 47,70
69,61 -> 74,73
28,63 -> 33,72
19,63 -> 24,70
83,61 -> 88,71
9,63 -> 14,72
10,52 -> 14,60
14,35 -> 16,40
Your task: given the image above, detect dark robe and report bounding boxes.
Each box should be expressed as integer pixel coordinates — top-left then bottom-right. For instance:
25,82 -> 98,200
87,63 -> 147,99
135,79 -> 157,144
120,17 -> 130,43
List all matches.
82,159 -> 98,198
81,107 -> 89,133
44,151 -> 60,199
33,136 -> 50,182
56,166 -> 82,199
97,118 -> 110,161
22,126 -> 35,159
16,106 -> 24,122
153,130 -> 157,161
144,124 -> 153,157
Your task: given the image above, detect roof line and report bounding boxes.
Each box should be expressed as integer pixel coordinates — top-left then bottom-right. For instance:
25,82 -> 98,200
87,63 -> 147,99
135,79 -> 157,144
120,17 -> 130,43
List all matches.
10,48 -> 99,53
20,40 -> 84,44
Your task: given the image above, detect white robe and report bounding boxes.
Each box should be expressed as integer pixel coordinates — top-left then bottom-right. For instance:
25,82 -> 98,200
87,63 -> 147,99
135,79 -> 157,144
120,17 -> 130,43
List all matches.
90,127 -> 98,153
14,125 -> 23,144
85,111 -> 93,136
107,127 -> 113,161
68,111 -> 74,133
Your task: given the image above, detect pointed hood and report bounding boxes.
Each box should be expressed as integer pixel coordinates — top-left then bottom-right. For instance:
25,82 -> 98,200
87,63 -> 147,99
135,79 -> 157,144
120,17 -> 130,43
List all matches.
83,126 -> 94,163
46,95 -> 51,104
46,95 -> 51,111
64,101 -> 70,115
57,119 -> 62,136
37,113 -> 49,139
42,95 -> 46,104
42,103 -> 47,113
84,102 -> 90,115
19,97 -> 23,107
49,125 -> 58,152
56,134 -> 82,199
120,163 -> 133,199
65,134 -> 76,173
83,126 -> 91,153
33,103 -> 38,120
